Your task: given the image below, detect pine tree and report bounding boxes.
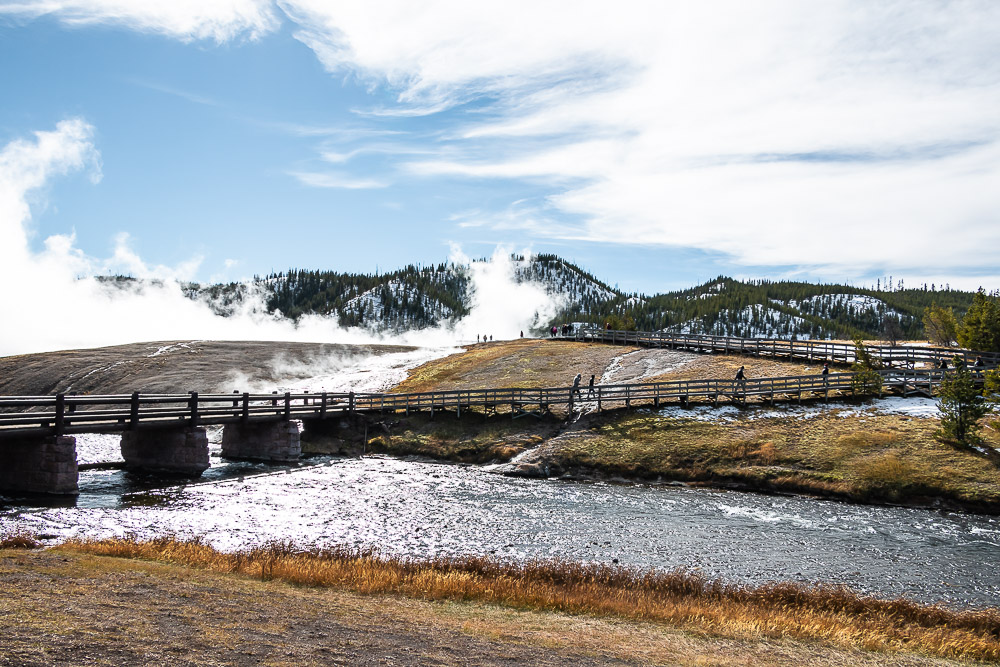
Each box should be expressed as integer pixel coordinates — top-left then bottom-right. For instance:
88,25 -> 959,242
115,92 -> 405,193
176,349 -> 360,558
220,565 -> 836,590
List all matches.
850,335 -> 883,396
937,363 -> 990,444
957,289 -> 1000,352
922,304 -> 959,347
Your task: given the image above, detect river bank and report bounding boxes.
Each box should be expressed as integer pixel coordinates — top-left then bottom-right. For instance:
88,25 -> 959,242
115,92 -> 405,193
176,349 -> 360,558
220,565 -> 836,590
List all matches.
329,338 -> 1000,515
302,398 -> 1000,515
2,537 -> 996,665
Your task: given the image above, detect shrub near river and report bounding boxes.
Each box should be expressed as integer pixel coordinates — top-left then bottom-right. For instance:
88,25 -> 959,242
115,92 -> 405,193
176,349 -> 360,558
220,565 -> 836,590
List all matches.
335,407 -> 1000,512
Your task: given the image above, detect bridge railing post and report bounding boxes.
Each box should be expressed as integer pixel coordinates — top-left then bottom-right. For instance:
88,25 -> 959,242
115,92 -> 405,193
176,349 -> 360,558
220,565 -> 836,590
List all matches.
189,391 -> 199,426
130,392 -> 140,430
284,392 -> 291,420
349,391 -> 355,414
55,393 -> 65,436
242,393 -> 249,423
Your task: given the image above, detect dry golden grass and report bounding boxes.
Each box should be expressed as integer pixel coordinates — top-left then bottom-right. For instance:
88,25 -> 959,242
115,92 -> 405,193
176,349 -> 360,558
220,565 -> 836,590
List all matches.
392,339 -> 639,393
59,536 -> 1000,662
0,529 -> 41,549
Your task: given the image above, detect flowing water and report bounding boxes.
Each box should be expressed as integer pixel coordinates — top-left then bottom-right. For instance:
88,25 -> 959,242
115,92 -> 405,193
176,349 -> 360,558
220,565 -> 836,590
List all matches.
2,432 -> 999,609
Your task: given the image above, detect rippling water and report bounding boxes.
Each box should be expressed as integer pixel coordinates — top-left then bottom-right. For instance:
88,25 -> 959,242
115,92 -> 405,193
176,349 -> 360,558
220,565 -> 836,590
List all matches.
2,433 -> 999,609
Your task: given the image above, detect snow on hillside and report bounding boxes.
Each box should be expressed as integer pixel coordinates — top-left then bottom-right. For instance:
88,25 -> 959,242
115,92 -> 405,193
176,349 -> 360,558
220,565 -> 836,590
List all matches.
669,304 -> 817,339
791,293 -> 901,316
513,259 -> 618,305
341,279 -> 457,329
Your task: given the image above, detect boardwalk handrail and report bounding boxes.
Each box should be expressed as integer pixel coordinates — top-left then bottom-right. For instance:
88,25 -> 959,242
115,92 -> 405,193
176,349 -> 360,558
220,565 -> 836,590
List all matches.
0,366 -> 990,440
571,327 -> 1000,368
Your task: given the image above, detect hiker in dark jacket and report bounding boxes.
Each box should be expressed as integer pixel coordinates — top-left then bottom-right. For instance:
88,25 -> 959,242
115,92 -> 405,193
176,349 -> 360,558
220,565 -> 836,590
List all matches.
734,366 -> 746,392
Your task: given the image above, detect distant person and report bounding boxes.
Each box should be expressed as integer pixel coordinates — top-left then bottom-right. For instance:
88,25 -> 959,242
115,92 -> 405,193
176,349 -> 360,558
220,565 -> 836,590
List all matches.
588,374 -> 595,397
520,330 -> 524,338
735,365 -> 746,392
551,326 -> 557,337
975,356 -> 985,368
821,362 -> 829,386
476,334 -> 480,343
490,335 -> 493,341
572,373 -> 582,399
939,358 -> 948,370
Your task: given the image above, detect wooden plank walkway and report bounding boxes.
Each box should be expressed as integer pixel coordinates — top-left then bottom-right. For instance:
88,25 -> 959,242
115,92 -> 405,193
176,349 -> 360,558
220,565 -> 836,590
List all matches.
0,366 -> 987,440
571,328 -> 1000,368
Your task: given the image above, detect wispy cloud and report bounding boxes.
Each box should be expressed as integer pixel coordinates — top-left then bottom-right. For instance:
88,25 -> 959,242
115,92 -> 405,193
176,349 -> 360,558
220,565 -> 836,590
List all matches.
288,170 -> 387,189
0,0 -> 280,42
127,78 -> 219,106
275,1 -> 1000,280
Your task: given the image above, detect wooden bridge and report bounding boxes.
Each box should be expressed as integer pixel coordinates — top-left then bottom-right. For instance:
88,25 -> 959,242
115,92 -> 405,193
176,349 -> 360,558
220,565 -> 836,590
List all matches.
0,367 -> 978,440
1,333 -> 993,495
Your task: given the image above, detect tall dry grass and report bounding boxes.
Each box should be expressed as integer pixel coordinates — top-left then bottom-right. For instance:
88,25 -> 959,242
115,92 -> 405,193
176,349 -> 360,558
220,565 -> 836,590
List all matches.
59,536 -> 1000,661
0,529 -> 41,549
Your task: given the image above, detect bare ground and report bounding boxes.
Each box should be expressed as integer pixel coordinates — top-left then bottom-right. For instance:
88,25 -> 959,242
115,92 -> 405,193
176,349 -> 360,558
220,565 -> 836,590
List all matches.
392,338 -> 818,393
0,340 -> 414,396
0,549 -> 963,667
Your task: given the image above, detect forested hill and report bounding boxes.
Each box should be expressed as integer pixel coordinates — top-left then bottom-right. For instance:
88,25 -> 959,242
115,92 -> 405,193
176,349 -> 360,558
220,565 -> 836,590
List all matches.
99,256 -> 992,342
566,276 -> 984,342
172,254 -> 624,333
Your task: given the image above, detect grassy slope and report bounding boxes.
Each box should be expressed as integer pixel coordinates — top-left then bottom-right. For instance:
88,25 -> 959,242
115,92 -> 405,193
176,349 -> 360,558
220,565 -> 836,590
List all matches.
343,340 -> 1000,512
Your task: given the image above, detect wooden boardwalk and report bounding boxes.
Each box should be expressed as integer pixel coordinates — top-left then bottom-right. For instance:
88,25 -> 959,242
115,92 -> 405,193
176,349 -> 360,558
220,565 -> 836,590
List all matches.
0,366 -> 984,440
571,328 -> 1000,368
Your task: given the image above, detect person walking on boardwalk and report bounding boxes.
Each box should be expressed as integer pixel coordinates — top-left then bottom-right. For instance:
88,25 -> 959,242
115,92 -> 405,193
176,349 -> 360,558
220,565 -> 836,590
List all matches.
572,373 -> 583,400
821,362 -> 829,386
588,374 -> 595,398
734,365 -> 746,394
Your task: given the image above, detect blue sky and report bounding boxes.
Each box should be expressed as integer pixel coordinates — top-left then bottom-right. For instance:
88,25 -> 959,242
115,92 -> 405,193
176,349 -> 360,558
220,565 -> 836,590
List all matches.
2,1 -> 1000,301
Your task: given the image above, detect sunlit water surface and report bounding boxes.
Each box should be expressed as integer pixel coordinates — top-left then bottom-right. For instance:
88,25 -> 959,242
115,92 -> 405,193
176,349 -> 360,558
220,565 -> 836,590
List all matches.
2,432 -> 999,609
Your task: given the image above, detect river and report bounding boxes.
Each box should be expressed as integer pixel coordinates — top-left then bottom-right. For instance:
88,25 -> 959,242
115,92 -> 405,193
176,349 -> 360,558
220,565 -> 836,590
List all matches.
2,432 -> 999,610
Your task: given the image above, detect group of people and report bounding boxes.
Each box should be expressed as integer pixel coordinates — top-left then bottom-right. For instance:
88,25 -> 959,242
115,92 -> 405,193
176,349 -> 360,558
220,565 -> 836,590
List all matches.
476,334 -> 493,343
938,355 -> 986,370
550,323 -> 576,337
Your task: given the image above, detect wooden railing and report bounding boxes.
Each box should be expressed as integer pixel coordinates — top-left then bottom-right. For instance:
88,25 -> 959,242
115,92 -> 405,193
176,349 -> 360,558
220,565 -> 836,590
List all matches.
571,328 -> 1000,368
1,367 -> 988,440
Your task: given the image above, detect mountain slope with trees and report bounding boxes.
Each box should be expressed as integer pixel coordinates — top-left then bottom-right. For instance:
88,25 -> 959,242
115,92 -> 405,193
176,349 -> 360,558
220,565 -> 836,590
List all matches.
99,257 -> 998,343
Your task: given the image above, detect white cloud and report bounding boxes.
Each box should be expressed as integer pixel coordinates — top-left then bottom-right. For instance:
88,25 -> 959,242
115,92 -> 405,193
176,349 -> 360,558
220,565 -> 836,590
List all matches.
280,1 -> 1000,281
6,1 -> 999,285
0,0 -> 279,42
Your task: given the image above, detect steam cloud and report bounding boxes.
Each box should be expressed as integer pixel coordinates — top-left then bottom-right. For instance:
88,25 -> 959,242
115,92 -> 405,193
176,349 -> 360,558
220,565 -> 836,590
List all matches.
0,120 -> 565,358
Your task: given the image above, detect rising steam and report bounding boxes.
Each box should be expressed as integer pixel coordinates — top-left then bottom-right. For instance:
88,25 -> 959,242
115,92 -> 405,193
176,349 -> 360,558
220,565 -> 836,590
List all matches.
0,120 -> 565,358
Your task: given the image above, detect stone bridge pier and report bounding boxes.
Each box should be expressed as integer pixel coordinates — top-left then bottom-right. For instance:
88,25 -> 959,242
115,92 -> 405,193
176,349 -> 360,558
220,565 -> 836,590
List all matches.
221,422 -> 301,462
120,427 -> 210,475
0,435 -> 78,495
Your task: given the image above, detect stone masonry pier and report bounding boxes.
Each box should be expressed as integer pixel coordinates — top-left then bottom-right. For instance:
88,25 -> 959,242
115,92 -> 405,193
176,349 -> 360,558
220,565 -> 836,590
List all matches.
0,435 -> 78,495
221,422 -> 301,462
120,427 -> 210,475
